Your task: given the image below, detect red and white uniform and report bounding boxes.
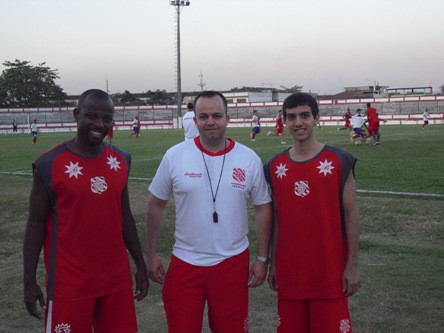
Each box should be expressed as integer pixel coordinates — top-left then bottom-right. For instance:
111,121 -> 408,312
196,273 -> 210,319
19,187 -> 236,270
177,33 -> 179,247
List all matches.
34,142 -> 133,302
182,110 -> 199,140
149,137 -> 271,266
366,107 -> 379,130
265,146 -> 356,300
274,114 -> 284,134
344,111 -> 352,128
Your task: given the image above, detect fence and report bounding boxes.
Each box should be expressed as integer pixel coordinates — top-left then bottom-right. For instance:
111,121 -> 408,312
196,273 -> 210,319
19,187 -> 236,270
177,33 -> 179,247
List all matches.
1,95 -> 443,134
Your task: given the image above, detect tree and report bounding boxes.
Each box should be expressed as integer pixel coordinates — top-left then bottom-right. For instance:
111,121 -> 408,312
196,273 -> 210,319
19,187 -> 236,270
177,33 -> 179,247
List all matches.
145,89 -> 175,105
440,84 -> 444,94
279,85 -> 303,93
0,59 -> 67,108
117,90 -> 143,105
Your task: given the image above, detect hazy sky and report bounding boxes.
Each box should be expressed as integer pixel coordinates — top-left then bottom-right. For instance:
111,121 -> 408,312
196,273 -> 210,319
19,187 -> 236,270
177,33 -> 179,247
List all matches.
1,0 -> 443,95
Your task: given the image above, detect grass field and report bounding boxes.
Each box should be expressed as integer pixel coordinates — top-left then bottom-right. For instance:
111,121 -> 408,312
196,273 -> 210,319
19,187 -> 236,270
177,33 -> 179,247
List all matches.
0,124 -> 443,332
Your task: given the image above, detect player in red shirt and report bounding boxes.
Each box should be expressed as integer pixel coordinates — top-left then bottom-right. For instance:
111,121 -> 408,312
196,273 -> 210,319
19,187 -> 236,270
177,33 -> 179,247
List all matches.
23,89 -> 148,332
265,93 -> 361,333
338,108 -> 353,131
365,103 -> 386,146
267,109 -> 286,144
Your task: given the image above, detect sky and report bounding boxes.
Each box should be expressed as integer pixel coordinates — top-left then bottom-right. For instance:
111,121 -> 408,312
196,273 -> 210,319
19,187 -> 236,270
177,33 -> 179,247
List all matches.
1,0 -> 443,96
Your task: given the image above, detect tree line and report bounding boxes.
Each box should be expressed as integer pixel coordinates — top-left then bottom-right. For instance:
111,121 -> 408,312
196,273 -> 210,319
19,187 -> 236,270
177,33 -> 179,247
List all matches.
1,59 -> 443,108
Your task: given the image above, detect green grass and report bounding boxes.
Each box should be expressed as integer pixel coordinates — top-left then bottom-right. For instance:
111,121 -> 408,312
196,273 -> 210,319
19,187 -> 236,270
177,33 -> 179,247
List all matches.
0,124 -> 443,332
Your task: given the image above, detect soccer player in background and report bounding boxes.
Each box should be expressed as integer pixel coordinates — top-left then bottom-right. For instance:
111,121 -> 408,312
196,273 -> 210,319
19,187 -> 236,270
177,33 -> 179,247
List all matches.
183,101 -> 199,140
265,93 -> 361,333
30,119 -> 38,143
250,109 -> 261,141
267,109 -> 286,144
130,115 -> 141,140
23,89 -> 148,332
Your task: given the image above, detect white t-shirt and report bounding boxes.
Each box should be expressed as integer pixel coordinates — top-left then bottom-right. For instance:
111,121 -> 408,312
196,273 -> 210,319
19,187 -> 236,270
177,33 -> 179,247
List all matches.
149,138 -> 271,266
251,114 -> 260,128
182,110 -> 199,140
351,115 -> 366,129
423,111 -> 429,121
30,123 -> 38,133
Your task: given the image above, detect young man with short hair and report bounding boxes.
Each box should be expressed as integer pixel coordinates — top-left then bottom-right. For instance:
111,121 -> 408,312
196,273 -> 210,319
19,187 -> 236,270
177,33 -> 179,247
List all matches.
265,93 -> 361,333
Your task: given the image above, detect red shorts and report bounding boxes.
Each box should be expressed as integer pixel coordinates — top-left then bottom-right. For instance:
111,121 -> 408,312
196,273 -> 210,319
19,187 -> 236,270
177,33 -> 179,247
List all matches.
370,122 -> 379,132
45,288 -> 137,333
274,126 -> 284,135
277,298 -> 352,333
162,250 -> 250,333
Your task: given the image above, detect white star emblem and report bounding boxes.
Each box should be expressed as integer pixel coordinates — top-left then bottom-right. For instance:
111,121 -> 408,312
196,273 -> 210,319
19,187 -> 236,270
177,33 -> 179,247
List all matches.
64,161 -> 83,179
107,155 -> 121,171
317,159 -> 335,176
275,163 -> 288,179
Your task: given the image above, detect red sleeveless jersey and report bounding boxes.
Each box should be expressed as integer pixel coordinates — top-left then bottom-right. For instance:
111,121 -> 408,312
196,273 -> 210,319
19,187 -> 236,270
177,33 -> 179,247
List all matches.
34,142 -> 133,301
265,146 -> 356,299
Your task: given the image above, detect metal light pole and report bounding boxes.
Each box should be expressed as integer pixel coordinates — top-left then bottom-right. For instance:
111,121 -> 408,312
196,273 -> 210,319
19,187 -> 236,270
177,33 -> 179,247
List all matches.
170,0 -> 190,126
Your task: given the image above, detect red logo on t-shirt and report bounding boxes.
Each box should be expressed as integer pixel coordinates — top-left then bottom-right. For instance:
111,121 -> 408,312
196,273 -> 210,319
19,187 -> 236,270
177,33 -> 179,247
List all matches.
232,168 -> 246,182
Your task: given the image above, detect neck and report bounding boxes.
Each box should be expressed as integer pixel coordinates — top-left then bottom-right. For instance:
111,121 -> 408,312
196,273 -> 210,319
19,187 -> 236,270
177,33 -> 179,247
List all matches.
290,140 -> 324,161
199,138 -> 228,154
67,138 -> 103,157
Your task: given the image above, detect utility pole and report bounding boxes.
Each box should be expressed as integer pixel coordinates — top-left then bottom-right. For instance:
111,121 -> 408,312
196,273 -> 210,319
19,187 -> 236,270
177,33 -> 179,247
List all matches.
198,69 -> 206,91
170,0 -> 190,126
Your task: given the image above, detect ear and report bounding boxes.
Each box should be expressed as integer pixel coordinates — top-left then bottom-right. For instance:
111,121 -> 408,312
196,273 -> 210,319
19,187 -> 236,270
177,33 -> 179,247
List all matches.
73,108 -> 80,121
226,114 -> 230,123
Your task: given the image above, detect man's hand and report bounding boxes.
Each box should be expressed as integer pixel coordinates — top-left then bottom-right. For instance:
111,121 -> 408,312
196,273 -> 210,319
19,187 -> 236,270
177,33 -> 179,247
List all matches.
24,281 -> 46,320
248,260 -> 268,288
147,255 -> 165,284
133,268 -> 149,301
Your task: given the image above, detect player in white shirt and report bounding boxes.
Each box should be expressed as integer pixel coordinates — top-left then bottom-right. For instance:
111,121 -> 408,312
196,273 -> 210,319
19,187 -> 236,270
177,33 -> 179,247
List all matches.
350,109 -> 368,144
250,110 -> 261,141
146,91 -> 272,333
30,119 -> 39,144
422,109 -> 429,128
182,102 -> 199,140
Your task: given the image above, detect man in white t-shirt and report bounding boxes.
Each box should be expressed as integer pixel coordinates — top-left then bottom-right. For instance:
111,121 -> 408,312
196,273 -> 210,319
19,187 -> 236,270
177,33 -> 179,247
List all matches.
182,102 -> 199,140
146,91 -> 272,333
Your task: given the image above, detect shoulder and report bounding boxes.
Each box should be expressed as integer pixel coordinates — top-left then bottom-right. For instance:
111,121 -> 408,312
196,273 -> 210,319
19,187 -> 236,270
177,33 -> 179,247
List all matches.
324,145 -> 357,167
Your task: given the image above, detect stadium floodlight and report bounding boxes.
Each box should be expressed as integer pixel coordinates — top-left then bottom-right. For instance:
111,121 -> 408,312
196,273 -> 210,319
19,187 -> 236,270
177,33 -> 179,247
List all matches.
170,0 -> 191,126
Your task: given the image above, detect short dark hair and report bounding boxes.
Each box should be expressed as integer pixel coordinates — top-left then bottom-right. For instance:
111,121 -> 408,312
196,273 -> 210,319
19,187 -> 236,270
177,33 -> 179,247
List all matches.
282,93 -> 319,120
194,91 -> 228,114
77,89 -> 112,109
366,103 -> 371,108
187,102 -> 193,109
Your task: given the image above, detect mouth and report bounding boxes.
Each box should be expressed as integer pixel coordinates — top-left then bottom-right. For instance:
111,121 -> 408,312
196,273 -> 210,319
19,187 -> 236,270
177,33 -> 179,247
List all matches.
90,130 -> 104,139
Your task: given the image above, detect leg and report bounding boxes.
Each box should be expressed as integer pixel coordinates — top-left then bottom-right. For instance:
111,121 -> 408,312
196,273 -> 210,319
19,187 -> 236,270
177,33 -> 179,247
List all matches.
277,299 -> 310,333
309,298 -> 352,333
93,288 -> 137,333
207,250 -> 249,333
162,256 -> 206,333
46,298 -> 95,333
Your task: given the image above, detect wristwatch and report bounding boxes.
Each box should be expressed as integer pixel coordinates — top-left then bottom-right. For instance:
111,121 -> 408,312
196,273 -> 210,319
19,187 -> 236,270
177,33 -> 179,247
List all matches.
256,256 -> 271,265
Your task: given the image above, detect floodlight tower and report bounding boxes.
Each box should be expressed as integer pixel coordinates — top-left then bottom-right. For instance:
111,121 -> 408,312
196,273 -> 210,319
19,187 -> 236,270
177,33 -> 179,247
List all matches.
170,0 -> 190,125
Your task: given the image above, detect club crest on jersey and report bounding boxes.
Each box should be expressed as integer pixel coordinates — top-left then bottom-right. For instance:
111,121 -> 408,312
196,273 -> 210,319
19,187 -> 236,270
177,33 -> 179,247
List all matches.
294,180 -> 310,197
90,176 -> 108,194
339,319 -> 351,333
54,323 -> 71,333
231,168 -> 246,190
232,168 -> 246,182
